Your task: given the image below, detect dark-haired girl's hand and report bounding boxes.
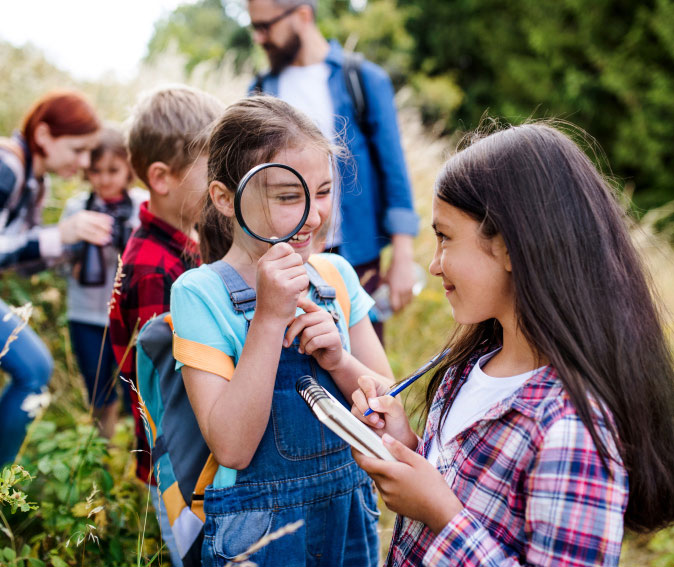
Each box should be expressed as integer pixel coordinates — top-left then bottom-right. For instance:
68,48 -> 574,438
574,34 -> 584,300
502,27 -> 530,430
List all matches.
284,296 -> 344,369
351,375 -> 418,450
255,243 -> 309,326
352,434 -> 463,535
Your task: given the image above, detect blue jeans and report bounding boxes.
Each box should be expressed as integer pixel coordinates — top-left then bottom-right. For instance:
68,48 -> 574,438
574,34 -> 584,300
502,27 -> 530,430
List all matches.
0,298 -> 53,466
69,320 -> 130,409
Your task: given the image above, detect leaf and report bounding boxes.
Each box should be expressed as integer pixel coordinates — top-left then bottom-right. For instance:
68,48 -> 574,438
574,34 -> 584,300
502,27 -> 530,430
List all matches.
101,469 -> 113,493
3,547 -> 16,560
51,557 -> 68,567
109,538 -> 123,562
52,462 -> 70,484
37,458 -> 52,475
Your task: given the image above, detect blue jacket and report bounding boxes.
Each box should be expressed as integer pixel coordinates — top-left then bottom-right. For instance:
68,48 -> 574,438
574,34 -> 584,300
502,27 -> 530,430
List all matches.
250,40 -> 418,266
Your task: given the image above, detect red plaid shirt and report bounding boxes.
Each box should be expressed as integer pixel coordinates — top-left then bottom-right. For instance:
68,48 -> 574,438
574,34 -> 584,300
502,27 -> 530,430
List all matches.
109,201 -> 199,484
387,347 -> 628,567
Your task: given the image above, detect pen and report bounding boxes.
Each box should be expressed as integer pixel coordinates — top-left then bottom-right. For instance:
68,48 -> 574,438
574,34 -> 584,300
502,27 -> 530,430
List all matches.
363,350 -> 448,417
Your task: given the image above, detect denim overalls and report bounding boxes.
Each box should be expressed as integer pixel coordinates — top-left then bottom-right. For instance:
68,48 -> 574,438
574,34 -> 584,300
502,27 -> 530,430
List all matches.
202,261 -> 380,567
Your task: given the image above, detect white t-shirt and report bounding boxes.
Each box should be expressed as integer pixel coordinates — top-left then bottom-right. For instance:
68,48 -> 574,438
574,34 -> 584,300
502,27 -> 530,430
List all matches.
278,63 -> 342,247
426,350 -> 545,466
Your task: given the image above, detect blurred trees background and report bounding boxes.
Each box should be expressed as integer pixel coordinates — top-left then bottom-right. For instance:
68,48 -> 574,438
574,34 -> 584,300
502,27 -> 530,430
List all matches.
147,0 -> 674,213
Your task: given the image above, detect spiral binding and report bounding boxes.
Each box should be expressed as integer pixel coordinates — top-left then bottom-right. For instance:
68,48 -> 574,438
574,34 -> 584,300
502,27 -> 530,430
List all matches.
295,375 -> 329,409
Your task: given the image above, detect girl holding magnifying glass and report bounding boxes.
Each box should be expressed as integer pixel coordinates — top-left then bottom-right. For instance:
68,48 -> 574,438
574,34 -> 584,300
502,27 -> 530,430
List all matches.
170,96 -> 394,566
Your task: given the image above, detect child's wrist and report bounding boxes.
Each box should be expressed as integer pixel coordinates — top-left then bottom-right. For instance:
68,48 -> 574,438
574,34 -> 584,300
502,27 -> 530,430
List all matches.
250,312 -> 290,335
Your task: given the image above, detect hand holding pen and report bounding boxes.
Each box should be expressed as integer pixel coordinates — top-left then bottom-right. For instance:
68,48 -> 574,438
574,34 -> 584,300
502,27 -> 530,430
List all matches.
363,350 -> 448,417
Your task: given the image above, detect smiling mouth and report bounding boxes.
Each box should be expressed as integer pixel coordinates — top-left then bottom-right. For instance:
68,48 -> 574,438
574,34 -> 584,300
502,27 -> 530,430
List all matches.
289,233 -> 310,243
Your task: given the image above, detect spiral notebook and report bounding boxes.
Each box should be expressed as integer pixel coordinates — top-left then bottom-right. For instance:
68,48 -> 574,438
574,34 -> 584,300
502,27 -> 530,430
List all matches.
295,375 -> 396,461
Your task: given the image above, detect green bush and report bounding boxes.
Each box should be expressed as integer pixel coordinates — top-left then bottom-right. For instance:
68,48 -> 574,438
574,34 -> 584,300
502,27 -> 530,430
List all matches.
398,0 -> 674,210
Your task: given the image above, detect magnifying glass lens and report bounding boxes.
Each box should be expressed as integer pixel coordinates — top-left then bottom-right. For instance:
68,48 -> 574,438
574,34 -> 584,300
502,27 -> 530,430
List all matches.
237,164 -> 310,244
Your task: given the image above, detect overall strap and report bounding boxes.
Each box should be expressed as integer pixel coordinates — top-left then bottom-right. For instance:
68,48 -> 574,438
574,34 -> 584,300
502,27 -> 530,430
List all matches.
305,262 -> 337,305
305,262 -> 347,348
208,260 -> 257,316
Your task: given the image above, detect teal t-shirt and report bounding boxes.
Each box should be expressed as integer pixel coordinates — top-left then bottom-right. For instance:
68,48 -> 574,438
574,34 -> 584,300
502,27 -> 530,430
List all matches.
170,253 -> 374,488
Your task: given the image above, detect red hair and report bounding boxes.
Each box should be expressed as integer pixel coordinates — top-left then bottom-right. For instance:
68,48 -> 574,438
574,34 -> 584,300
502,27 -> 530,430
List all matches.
22,90 -> 101,156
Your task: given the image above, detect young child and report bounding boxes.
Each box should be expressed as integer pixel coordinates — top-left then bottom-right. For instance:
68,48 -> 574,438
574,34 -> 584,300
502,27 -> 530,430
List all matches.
107,86 -> 224,567
351,123 -> 674,566
170,96 -> 394,566
62,126 -> 147,438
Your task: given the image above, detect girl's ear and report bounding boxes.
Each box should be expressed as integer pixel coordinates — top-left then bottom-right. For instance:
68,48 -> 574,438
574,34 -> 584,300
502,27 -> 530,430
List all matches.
210,180 -> 234,217
492,234 -> 512,273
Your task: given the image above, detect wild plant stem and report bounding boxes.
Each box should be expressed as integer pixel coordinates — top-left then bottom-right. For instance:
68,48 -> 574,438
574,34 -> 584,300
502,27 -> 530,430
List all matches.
0,508 -> 15,555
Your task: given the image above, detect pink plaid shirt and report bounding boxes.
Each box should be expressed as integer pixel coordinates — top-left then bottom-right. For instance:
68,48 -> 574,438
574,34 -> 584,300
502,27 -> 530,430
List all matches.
387,348 -> 628,567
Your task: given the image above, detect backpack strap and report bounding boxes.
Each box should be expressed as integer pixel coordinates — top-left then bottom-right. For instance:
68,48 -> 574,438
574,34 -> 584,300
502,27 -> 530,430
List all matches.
252,73 -> 265,95
307,255 -> 351,328
190,454 -> 219,522
342,51 -> 369,137
168,314 -> 235,381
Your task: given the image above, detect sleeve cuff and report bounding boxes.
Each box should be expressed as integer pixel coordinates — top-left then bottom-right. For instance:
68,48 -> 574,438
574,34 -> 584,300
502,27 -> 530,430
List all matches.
37,226 -> 63,258
423,508 -> 508,567
384,208 -> 419,237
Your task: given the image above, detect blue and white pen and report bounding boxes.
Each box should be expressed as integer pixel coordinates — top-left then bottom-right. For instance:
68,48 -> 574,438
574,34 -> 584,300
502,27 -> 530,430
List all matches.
363,350 -> 448,417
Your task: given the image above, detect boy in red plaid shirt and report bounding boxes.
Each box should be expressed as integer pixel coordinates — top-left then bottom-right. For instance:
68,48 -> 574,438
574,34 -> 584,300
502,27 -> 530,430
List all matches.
108,86 -> 223,566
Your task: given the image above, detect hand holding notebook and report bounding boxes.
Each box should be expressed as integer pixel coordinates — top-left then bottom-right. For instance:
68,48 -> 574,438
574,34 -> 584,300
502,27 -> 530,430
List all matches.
296,375 -> 397,461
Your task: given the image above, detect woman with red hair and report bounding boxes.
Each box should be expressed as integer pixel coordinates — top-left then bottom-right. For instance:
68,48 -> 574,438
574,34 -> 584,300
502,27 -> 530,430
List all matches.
0,90 -> 113,465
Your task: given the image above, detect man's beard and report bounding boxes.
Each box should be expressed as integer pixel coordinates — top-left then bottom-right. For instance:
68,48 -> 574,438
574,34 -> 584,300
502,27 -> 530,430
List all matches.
263,32 -> 301,73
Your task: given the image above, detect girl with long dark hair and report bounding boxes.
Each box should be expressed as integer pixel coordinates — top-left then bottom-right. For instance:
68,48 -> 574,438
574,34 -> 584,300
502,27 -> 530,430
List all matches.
352,122 -> 674,566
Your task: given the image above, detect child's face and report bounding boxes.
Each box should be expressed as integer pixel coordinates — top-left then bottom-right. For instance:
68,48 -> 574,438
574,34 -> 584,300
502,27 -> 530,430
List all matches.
236,146 -> 333,264
87,151 -> 131,201
167,155 -> 209,227
429,196 -> 514,326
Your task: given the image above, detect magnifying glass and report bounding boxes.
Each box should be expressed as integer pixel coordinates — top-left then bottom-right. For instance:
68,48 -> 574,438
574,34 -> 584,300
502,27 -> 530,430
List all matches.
234,163 -> 311,244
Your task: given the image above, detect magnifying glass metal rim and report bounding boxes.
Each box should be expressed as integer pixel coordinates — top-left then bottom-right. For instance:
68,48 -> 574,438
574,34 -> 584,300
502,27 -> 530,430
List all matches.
234,162 -> 311,245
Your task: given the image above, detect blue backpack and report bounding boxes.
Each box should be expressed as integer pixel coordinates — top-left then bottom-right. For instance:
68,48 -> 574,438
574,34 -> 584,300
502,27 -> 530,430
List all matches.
135,255 -> 351,566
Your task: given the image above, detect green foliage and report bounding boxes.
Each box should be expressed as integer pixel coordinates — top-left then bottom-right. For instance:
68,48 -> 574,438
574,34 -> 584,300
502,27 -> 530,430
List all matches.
146,0 -> 254,74
1,252 -> 163,565
0,412 -> 163,566
398,0 -> 674,209
320,0 -> 416,86
0,465 -> 36,515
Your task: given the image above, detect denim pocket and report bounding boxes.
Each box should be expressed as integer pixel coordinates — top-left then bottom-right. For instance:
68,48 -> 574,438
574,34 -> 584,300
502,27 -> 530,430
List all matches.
271,388 -> 349,460
358,481 -> 382,520
210,510 -> 274,561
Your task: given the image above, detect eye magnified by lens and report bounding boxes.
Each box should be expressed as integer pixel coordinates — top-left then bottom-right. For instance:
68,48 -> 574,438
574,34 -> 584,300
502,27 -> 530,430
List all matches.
235,163 -> 311,244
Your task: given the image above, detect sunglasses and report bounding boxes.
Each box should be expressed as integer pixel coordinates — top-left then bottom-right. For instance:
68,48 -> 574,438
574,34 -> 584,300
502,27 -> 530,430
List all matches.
250,4 -> 302,34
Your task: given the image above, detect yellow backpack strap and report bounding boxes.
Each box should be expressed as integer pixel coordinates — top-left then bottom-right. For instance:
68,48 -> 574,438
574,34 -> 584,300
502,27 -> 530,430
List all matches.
307,255 -> 351,328
190,454 -> 219,522
165,314 -> 235,381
